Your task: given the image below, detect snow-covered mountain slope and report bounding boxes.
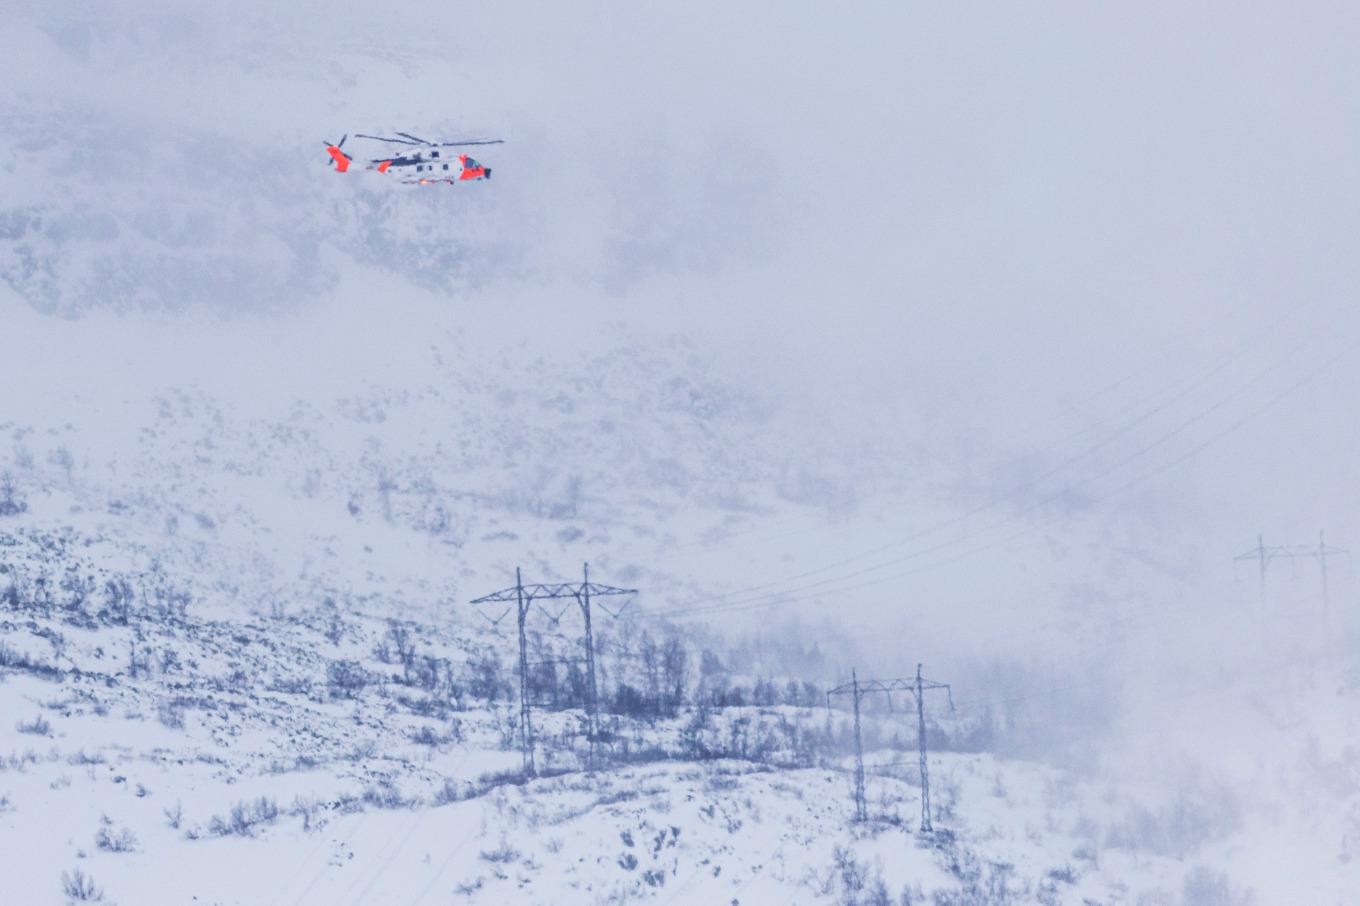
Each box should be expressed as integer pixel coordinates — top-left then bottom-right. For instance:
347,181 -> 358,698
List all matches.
2,584 -> 1357,905
0,264 -> 1167,657
5,5 -> 1360,904
3,249 -> 1358,903
0,276 -> 882,628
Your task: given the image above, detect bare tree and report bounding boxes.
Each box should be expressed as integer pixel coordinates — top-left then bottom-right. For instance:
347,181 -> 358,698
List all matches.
0,471 -> 26,516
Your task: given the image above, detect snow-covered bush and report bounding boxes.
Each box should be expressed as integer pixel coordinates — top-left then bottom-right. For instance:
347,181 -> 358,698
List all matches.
16,714 -> 51,735
813,846 -> 897,906
325,659 -> 370,699
362,780 -> 413,810
94,816 -> 138,853
61,868 -> 102,901
156,702 -> 185,730
0,472 -> 26,517
208,797 -> 280,837
0,641 -> 64,681
479,838 -> 520,863
410,725 -> 444,746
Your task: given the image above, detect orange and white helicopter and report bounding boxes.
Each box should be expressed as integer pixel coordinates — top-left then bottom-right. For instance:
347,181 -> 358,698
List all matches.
324,132 -> 503,185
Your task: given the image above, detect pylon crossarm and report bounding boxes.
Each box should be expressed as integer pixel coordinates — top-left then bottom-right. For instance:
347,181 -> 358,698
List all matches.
470,588 -> 519,605
582,583 -> 637,597
533,582 -> 637,601
829,677 -> 915,697
471,581 -> 636,606
523,582 -> 577,600
865,679 -> 915,694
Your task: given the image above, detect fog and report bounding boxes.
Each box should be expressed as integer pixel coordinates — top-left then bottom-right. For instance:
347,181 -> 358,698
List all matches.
3,2 -> 1359,898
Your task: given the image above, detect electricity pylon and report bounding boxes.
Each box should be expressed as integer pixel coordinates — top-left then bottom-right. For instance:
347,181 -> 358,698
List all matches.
1234,532 -> 1348,618
912,663 -> 952,832
471,564 -> 636,773
828,664 -> 952,831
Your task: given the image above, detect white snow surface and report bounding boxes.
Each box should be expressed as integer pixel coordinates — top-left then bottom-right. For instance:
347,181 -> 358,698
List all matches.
3,5 -> 1359,904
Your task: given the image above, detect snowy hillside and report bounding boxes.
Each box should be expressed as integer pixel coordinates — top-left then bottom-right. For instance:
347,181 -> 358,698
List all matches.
3,268 -> 1359,904
5,2 -> 1360,905
3,568 -> 1358,904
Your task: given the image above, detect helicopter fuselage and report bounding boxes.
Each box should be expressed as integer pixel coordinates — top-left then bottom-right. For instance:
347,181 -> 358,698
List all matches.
375,150 -> 490,184
325,133 -> 500,185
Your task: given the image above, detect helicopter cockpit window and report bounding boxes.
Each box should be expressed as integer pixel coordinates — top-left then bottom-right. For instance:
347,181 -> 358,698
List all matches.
443,164 -> 449,171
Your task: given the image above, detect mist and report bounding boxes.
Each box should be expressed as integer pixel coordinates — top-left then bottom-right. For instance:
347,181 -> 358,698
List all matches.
2,2 -> 1358,903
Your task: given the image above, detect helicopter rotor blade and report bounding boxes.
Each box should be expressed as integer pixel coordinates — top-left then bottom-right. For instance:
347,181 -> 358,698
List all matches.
395,132 -> 432,145
354,133 -> 422,146
338,134 -> 347,149
435,139 -> 505,147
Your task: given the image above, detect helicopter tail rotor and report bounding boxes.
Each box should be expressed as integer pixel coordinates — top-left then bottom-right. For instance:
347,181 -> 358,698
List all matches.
324,136 -> 353,172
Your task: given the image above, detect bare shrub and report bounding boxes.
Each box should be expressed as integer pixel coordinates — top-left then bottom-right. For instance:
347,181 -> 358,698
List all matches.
268,676 -> 311,695
1046,863 -> 1077,884
156,703 -> 185,730
326,660 -> 370,699
128,641 -> 152,679
17,715 -> 51,735
0,642 -> 64,681
479,839 -> 520,863
208,797 -> 280,837
101,578 -> 133,625
0,472 -> 27,517
432,778 -> 469,806
290,796 -> 322,831
61,868 -> 102,901
94,816 -> 137,853
67,750 -> 105,766
410,725 -> 444,747
362,780 -> 413,810
932,849 -> 1018,906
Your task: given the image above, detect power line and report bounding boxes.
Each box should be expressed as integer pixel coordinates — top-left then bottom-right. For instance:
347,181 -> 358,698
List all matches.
665,310 -> 1308,567
647,327 -> 1329,614
629,337 -> 1355,624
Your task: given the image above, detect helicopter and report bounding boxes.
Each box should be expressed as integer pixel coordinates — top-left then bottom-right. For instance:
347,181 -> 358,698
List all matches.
324,132 -> 504,185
